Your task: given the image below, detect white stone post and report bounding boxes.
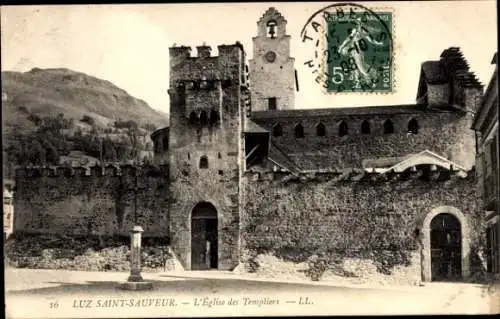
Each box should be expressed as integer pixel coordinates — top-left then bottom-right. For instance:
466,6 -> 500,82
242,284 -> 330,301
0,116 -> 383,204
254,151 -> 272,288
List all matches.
128,225 -> 144,282
119,225 -> 153,290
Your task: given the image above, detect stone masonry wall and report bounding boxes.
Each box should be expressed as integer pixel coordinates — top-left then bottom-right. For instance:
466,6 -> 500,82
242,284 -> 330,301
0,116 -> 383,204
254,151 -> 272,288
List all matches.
427,83 -> 450,106
249,14 -> 295,111
14,165 -> 170,238
252,109 -> 476,170
241,172 -> 485,282
167,44 -> 243,270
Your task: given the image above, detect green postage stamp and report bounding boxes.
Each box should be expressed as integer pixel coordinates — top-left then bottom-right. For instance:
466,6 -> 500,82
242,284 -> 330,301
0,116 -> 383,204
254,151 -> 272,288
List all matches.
326,10 -> 393,93
302,4 -> 394,93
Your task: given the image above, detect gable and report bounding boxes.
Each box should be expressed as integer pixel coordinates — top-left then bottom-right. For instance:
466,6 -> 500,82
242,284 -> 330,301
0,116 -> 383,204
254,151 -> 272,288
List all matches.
377,150 -> 467,174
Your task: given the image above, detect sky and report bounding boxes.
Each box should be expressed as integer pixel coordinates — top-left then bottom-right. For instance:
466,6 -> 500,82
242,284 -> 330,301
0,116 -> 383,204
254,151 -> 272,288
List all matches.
1,1 -> 498,115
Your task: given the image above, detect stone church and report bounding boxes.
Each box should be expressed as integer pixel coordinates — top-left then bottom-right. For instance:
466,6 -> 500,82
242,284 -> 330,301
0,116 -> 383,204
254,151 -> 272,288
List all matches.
14,8 -> 486,283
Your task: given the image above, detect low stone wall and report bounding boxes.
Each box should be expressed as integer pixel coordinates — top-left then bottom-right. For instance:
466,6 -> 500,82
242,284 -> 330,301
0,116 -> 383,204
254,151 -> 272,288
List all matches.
4,233 -> 182,272
235,251 -> 421,286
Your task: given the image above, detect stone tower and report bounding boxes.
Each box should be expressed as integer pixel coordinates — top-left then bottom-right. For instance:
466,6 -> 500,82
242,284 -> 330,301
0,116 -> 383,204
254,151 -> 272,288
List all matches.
167,44 -> 245,270
249,7 -> 296,111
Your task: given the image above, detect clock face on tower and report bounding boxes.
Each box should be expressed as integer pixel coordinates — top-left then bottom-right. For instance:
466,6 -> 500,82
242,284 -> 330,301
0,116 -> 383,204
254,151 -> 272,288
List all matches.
265,51 -> 277,63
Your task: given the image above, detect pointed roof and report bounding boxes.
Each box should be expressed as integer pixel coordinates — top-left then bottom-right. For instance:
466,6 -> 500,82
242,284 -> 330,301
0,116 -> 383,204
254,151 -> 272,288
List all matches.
378,150 -> 467,174
258,7 -> 287,24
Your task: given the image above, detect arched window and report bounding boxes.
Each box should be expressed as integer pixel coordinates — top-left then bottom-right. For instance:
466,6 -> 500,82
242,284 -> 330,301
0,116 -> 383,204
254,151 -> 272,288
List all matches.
266,20 -> 278,38
199,156 -> 208,169
209,110 -> 219,126
162,135 -> 169,151
272,123 -> 283,137
383,119 -> 394,134
408,118 -> 419,134
295,123 -> 304,138
361,120 -> 371,134
188,111 -> 199,125
316,123 -> 326,137
200,110 -> 208,126
338,120 -> 348,136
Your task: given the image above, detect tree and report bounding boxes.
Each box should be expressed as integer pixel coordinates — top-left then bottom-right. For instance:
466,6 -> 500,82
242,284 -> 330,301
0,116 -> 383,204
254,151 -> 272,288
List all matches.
45,142 -> 60,163
81,115 -> 95,126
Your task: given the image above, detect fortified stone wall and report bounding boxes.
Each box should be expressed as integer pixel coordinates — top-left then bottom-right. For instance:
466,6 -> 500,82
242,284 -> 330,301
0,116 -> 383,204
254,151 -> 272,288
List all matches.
13,165 -> 170,238
240,170 -> 485,281
252,108 -> 476,170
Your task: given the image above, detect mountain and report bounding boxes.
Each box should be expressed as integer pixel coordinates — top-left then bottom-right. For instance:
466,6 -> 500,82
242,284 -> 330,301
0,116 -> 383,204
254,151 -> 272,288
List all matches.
1,67 -> 169,133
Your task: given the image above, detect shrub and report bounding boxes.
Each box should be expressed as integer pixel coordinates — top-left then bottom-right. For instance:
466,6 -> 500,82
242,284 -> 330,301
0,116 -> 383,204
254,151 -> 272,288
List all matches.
305,255 -> 329,281
5,233 -> 175,272
81,115 -> 95,126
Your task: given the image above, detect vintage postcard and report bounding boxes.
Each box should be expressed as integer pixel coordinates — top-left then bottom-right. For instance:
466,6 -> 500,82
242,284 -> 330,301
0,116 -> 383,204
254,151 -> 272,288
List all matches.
2,1 -> 499,318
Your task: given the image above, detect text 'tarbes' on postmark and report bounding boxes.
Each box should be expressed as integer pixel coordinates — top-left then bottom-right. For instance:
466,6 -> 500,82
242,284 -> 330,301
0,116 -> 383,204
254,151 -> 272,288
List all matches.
301,3 -> 395,94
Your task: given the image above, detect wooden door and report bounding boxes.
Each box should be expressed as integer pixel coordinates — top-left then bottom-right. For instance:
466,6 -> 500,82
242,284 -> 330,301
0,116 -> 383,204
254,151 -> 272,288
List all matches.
191,219 -> 208,270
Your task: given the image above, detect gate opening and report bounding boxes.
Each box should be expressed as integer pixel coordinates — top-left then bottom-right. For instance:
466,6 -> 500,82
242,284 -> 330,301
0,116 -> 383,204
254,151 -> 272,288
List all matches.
191,202 -> 218,270
430,213 -> 462,281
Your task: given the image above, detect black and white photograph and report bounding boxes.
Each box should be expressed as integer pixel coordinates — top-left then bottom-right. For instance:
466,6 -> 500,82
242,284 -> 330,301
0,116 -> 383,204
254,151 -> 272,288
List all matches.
2,1 -> 499,317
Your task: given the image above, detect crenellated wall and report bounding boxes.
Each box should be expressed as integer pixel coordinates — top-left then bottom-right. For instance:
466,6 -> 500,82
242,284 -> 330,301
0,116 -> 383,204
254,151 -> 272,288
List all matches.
14,164 -> 170,238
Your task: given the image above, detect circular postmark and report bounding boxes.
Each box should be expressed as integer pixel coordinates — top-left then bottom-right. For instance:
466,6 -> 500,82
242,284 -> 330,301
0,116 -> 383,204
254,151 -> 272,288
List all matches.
301,3 -> 394,94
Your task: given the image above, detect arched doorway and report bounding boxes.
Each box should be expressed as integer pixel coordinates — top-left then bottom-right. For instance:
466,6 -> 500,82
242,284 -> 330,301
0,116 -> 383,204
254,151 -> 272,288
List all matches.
430,213 -> 461,281
191,202 -> 218,270
421,206 -> 470,282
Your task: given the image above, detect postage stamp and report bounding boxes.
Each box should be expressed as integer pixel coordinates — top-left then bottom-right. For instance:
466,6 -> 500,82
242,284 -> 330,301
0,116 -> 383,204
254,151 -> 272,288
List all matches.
301,3 -> 395,94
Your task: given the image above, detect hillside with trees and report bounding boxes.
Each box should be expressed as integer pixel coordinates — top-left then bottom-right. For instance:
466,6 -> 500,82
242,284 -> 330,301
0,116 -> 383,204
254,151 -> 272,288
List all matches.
2,68 -> 169,180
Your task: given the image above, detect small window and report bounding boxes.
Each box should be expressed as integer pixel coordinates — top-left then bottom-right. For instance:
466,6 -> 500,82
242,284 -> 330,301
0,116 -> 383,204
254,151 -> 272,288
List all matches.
272,123 -> 283,137
266,20 -> 277,38
316,123 -> 326,137
188,111 -> 199,125
338,121 -> 348,136
209,110 -> 219,126
218,152 -> 222,159
408,118 -> 419,134
200,111 -> 208,126
490,136 -> 498,168
199,156 -> 208,169
361,120 -> 371,134
222,80 -> 231,88
162,136 -> 169,151
268,97 -> 277,110
383,119 -> 394,134
188,153 -> 190,160
218,170 -> 224,175
295,123 -> 304,138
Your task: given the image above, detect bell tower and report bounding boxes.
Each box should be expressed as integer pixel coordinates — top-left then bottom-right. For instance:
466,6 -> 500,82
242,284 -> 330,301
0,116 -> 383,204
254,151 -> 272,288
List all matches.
249,7 -> 295,111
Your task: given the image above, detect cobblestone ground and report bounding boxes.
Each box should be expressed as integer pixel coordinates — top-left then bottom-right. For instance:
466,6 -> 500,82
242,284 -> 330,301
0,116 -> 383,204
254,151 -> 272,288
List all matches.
5,268 -> 499,318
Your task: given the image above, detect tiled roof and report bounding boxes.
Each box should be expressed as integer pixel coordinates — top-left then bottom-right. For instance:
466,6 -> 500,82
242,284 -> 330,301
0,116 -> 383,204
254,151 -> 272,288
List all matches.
151,127 -> 169,139
244,119 -> 269,133
251,104 -> 432,120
